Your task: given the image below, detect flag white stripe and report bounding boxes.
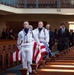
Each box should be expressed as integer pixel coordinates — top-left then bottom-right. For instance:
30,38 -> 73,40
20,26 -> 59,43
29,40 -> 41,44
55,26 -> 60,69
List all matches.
18,50 -> 22,61
13,51 -> 16,61
41,48 -> 46,53
34,45 -> 39,57
36,52 -> 41,63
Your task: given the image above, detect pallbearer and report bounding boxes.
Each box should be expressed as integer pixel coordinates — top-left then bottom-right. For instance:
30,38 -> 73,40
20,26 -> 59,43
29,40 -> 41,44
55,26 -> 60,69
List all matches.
17,21 -> 40,75
33,21 -> 51,57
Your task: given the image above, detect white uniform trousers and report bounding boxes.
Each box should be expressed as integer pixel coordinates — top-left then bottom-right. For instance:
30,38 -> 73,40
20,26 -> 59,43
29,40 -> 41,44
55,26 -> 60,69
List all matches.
21,44 -> 33,73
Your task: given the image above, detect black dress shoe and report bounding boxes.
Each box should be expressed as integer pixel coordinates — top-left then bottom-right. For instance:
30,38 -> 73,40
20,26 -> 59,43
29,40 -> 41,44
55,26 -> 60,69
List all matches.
29,71 -> 37,74
29,72 -> 32,74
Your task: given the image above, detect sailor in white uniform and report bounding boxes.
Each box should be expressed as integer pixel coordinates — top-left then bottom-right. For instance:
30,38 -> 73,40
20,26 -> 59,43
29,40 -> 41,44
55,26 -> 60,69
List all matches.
17,21 -> 40,74
33,21 -> 50,56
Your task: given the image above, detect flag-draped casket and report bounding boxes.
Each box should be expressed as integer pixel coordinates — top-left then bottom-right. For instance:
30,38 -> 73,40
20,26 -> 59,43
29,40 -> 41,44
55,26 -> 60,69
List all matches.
10,42 -> 48,64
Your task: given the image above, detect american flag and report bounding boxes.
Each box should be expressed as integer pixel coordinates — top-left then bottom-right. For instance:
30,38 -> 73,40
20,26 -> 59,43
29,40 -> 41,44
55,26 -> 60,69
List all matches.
10,42 -> 48,64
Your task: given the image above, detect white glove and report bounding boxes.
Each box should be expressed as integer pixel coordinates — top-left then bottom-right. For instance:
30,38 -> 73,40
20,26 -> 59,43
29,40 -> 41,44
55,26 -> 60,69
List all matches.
17,45 -> 21,50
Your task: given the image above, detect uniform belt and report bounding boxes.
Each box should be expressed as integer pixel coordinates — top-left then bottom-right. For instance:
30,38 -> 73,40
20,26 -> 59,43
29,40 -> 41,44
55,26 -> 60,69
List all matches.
39,38 -> 46,40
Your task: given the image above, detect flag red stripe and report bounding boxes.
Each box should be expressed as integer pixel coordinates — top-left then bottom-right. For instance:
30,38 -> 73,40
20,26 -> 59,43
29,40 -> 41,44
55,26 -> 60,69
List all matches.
33,42 -> 37,61
16,50 -> 19,61
41,45 -> 46,49
34,48 -> 40,62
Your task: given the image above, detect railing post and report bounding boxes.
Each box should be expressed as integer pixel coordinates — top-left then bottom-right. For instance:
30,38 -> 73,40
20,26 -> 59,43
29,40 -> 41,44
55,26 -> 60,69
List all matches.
2,0 -> 4,4
16,0 -> 19,7
24,0 -> 27,8
14,0 -> 17,7
0,0 -> 1,4
57,0 -> 61,12
67,0 -> 71,7
69,0 -> 71,6
36,0 -> 38,8
9,0 -> 11,6
18,0 -> 20,7
71,0 -> 74,5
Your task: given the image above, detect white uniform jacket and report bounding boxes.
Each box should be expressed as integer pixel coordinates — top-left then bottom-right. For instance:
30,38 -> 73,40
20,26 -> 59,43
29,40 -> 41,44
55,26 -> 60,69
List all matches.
17,29 -> 40,50
33,28 -> 49,44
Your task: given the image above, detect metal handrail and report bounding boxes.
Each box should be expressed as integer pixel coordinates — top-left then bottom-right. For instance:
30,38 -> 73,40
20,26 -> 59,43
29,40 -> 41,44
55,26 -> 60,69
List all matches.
0,0 -> 74,8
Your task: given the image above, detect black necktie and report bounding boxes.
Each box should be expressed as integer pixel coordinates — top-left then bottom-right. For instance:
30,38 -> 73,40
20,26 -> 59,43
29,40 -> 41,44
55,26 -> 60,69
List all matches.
24,28 -> 29,35
38,28 -> 43,33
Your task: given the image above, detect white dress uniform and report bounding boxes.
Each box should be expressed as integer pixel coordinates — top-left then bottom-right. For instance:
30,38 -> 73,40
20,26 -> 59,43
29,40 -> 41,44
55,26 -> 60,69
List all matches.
17,29 -> 40,73
33,27 -> 49,44
33,28 -> 50,57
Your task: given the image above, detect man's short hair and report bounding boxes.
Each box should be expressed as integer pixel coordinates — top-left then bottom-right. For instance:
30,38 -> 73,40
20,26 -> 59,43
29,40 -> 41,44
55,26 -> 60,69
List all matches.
46,24 -> 50,27
23,21 -> 29,25
38,21 -> 43,24
60,22 -> 66,26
